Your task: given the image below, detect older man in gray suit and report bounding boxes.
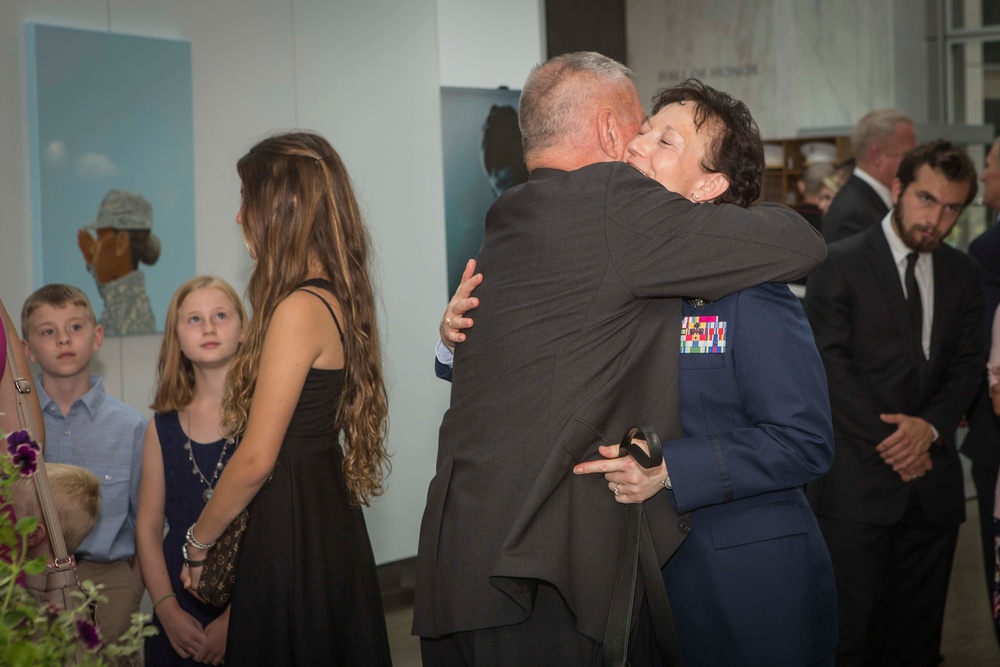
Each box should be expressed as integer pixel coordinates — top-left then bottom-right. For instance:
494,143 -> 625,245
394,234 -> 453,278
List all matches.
413,52 -> 828,666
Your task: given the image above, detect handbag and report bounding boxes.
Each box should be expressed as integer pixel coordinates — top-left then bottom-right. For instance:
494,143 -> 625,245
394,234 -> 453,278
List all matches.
4,325 -> 91,615
198,507 -> 248,607
602,424 -> 684,667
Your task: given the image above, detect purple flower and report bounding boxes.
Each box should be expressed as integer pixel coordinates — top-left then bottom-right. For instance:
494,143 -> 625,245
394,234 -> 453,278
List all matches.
76,619 -> 102,650
11,443 -> 38,476
6,429 -> 31,454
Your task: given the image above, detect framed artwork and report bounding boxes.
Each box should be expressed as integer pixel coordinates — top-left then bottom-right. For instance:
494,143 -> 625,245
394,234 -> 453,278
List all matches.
26,24 -> 195,336
440,86 -> 526,296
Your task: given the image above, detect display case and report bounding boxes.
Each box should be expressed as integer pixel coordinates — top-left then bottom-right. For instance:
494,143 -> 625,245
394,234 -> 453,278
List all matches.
759,135 -> 852,206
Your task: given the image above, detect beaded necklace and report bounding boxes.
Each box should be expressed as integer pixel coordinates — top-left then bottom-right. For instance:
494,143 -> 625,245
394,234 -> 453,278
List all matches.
183,410 -> 232,502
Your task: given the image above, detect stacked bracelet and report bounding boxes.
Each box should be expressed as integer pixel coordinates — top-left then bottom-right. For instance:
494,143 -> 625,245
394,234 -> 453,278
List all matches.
186,524 -> 216,550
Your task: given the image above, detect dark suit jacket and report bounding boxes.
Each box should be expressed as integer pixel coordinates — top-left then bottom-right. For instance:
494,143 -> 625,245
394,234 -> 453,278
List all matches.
804,223 -> 986,527
962,223 -> 1000,470
821,174 -> 889,243
659,285 -> 837,666
413,162 -> 827,642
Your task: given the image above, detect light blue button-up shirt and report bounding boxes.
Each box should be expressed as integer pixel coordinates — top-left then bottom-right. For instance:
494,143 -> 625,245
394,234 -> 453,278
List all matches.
37,374 -> 146,562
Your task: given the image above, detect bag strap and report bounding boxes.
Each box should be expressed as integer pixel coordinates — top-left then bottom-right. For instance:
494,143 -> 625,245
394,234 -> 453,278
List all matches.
4,331 -> 71,565
602,424 -> 684,667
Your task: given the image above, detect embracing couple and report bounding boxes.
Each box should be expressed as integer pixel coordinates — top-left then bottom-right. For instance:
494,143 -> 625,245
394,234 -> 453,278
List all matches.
415,52 -> 837,667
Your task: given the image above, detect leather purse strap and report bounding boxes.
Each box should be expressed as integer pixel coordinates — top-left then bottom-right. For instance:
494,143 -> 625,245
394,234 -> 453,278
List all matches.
602,424 -> 684,667
4,330 -> 70,565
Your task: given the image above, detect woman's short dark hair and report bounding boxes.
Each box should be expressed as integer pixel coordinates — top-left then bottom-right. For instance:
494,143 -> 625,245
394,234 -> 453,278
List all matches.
651,79 -> 764,207
896,140 -> 977,207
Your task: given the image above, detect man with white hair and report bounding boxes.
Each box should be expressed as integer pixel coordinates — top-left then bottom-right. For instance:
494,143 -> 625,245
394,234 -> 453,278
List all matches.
822,109 -> 917,243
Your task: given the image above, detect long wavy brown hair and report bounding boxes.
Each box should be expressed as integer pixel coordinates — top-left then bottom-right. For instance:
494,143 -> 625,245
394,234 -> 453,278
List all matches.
222,132 -> 389,506
151,275 -> 246,413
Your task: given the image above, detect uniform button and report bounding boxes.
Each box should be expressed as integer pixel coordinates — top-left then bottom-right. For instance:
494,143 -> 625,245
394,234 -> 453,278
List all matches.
104,474 -> 112,481
679,521 -> 691,534
64,430 -> 70,435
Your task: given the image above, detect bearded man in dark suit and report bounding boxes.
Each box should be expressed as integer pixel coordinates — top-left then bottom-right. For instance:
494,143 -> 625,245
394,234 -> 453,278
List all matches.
805,140 -> 987,666
414,51 -> 827,666
822,109 -> 916,243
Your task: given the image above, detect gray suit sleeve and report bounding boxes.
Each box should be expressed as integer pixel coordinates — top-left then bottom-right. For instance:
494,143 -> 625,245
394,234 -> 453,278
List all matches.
603,163 -> 827,301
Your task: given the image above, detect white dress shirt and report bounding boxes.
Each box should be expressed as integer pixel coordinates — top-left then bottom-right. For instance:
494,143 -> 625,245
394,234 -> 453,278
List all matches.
881,213 -> 933,360
856,167 -> 894,211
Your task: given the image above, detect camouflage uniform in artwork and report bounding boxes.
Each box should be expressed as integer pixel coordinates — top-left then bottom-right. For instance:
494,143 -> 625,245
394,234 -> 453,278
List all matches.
97,269 -> 155,336
78,190 -> 161,336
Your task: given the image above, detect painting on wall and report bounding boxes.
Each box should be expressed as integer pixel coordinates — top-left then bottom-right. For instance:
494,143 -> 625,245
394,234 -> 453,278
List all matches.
26,24 -> 195,336
441,87 -> 527,296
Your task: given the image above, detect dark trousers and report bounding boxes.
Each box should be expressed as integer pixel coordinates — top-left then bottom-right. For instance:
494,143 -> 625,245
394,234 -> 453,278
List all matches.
817,495 -> 959,667
420,582 -> 604,667
972,460 -> 1000,628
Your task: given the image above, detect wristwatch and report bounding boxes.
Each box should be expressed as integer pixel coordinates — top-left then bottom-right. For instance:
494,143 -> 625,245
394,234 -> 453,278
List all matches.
181,543 -> 207,568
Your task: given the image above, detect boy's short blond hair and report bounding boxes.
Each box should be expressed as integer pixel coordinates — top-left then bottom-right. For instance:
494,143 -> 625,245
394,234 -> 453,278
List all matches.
11,463 -> 102,553
20,284 -> 97,338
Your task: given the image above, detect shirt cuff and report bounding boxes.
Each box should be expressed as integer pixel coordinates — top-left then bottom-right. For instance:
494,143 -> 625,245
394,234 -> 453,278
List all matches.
435,339 -> 455,366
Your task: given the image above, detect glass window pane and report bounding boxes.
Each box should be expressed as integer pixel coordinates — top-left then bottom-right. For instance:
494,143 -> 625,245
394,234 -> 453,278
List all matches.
953,43 -> 967,122
987,0 -> 1000,26
952,0 -> 1000,28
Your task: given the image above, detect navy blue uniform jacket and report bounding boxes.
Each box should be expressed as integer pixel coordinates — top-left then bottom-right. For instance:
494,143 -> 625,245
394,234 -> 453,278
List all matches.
659,284 -> 837,666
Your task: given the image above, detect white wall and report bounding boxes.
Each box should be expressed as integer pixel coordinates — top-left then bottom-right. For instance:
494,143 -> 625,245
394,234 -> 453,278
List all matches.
0,0 -> 543,564
626,0 -> 912,139
437,0 -> 544,88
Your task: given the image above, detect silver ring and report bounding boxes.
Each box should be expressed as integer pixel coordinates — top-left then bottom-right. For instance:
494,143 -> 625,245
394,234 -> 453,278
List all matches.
446,317 -> 453,328
614,484 -> 621,497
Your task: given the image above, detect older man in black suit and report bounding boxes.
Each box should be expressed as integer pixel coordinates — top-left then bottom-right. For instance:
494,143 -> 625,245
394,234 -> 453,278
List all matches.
822,109 -> 917,243
413,52 -> 827,666
806,140 -> 987,666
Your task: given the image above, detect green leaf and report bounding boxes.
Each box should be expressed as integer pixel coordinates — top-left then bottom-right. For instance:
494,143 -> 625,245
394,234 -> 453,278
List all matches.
22,557 -> 46,576
13,516 -> 37,534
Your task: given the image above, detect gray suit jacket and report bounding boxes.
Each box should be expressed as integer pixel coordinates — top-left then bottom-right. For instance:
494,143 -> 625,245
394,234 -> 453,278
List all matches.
413,162 -> 827,642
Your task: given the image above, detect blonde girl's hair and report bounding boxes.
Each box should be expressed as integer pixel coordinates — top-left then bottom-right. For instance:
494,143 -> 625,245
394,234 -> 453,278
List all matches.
223,131 -> 389,506
150,275 -> 246,413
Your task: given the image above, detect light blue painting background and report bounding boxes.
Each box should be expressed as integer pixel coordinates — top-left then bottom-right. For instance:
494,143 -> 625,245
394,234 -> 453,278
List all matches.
441,87 -> 521,296
26,24 -> 195,334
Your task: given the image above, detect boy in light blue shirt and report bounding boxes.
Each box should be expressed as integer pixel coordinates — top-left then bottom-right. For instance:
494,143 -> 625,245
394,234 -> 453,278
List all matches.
21,284 -> 145,663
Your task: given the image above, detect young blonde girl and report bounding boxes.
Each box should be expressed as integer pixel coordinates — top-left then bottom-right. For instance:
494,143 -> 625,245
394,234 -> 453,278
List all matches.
136,276 -> 245,666
181,132 -> 391,665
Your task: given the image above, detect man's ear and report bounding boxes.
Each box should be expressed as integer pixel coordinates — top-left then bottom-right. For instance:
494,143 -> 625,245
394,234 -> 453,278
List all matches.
694,172 -> 731,203
891,177 -> 903,206
597,110 -> 624,160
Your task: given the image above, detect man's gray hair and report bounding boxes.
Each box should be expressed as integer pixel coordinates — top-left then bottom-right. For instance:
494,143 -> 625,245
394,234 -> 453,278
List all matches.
851,109 -> 913,161
519,52 -> 635,157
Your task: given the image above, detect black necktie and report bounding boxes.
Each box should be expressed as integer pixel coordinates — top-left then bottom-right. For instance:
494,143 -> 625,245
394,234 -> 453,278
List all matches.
905,252 -> 924,361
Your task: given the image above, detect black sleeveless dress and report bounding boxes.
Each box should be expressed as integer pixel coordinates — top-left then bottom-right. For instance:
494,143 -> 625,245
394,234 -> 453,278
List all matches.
226,279 -> 391,666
